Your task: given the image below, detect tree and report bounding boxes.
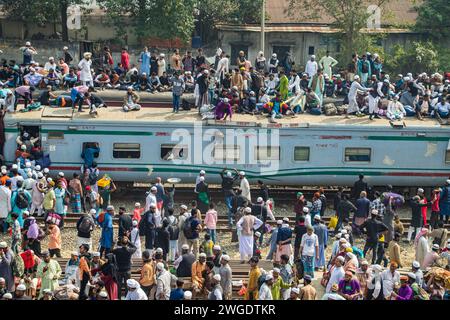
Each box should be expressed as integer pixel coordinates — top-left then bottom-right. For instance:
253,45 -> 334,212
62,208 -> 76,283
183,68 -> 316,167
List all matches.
98,0 -> 197,43
288,0 -> 388,63
0,0 -> 89,41
414,0 -> 450,41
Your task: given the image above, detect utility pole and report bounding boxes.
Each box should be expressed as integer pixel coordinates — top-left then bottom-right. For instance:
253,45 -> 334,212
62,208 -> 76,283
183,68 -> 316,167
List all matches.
261,0 -> 265,55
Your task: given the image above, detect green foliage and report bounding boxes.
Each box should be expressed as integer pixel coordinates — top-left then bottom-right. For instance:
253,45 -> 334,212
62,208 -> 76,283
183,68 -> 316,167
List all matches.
383,41 -> 440,74
414,0 -> 450,41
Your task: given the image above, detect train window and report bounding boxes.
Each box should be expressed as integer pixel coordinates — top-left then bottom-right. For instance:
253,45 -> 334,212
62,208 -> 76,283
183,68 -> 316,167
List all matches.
214,145 -> 240,161
446,150 -> 450,164
113,143 -> 140,159
255,146 -> 280,161
294,147 -> 310,161
345,148 -> 371,162
82,142 -> 99,158
47,131 -> 64,139
161,144 -> 188,160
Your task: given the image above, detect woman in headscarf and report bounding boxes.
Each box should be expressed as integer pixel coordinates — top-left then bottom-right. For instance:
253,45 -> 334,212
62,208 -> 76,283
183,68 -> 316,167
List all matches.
414,228 -> 430,269
98,253 -> 119,300
255,51 -> 266,73
26,217 -> 42,256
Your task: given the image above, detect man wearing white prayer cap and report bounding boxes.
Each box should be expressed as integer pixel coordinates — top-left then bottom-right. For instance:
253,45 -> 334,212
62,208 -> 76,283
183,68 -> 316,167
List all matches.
258,274 -> 274,300
125,279 -> 148,300
325,255 -> 345,293
289,287 -> 300,300
155,262 -> 172,300
14,283 -> 31,300
183,290 -> 192,300
236,206 -> 263,262
239,171 -> 251,202
208,274 -> 223,300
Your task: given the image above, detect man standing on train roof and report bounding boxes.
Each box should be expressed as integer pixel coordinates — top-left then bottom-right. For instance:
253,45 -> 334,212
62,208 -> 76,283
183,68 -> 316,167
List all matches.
347,75 -> 370,115
239,171 -> 251,202
145,186 -> 157,212
220,168 -> 239,226
352,174 -> 368,201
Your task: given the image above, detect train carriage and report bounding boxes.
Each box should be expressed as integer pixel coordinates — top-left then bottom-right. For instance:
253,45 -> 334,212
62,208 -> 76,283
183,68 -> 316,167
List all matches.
2,106 -> 450,187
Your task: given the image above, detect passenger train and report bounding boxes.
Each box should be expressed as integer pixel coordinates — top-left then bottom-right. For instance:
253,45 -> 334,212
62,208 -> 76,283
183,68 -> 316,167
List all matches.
2,105 -> 450,187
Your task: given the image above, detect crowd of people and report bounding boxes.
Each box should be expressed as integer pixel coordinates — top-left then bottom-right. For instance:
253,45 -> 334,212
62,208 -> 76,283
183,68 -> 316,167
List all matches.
1,42 -> 449,122
0,135 -> 449,301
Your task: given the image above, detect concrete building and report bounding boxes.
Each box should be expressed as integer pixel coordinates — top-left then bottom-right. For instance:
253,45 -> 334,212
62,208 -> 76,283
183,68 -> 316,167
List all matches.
217,0 -> 422,68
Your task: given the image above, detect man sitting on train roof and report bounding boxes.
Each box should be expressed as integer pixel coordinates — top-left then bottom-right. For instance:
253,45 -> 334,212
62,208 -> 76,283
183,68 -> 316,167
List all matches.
214,98 -> 232,121
123,87 -> 141,112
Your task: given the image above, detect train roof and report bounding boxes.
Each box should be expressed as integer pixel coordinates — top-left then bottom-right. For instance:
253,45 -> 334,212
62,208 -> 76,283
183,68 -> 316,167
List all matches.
4,106 -> 449,131
3,89 -> 449,131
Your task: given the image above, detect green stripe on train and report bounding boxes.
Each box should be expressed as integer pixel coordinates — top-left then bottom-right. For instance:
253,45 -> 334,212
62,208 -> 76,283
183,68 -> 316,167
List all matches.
40,129 -> 153,136
367,136 -> 448,142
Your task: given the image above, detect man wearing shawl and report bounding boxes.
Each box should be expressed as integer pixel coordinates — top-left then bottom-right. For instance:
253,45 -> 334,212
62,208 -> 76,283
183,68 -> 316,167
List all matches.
236,207 -> 263,263
255,51 -> 266,73
308,69 -> 325,105
36,251 -> 62,299
415,228 -> 430,269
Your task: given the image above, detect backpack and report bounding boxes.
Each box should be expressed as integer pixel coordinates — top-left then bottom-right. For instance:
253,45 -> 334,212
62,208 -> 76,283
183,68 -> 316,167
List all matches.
183,216 -> 195,239
182,99 -> 191,111
15,190 -> 29,209
78,216 -> 93,234
168,217 -> 179,240
97,212 -> 105,224
432,229 -> 445,246
88,168 -> 99,185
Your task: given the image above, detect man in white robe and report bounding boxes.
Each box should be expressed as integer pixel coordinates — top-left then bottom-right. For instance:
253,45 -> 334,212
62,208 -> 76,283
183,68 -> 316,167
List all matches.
325,256 -> 345,293
258,274 -> 273,300
347,75 -> 370,114
236,207 -> 263,262
125,279 -> 148,300
78,52 -> 93,87
130,220 -> 142,260
239,171 -> 251,202
305,55 -> 318,78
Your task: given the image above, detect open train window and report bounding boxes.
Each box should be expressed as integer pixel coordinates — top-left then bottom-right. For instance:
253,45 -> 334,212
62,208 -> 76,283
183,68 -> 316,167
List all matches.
345,148 -> 371,162
214,145 -> 240,161
161,144 -> 188,160
113,143 -> 140,159
47,131 -> 64,140
82,142 -> 100,158
294,147 -> 310,161
255,146 -> 280,161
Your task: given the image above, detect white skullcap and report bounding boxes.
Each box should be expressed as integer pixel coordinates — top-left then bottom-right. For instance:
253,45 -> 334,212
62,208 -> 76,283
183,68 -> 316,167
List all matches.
16,284 -> 26,291
199,170 -> 205,175
98,291 -> 108,298
151,186 -> 157,191
360,260 -> 369,266
447,179 -> 450,185
25,162 -> 31,168
1,169 -> 6,175
272,53 -> 277,58
0,242 -> 7,248
203,70 -> 209,75
126,279 -> 139,289
25,41 -> 31,46
89,209 -> 97,215
12,164 -> 18,169
255,231 -> 261,237
37,172 -> 43,178
403,77 -> 410,81
47,178 -> 53,183
43,168 -> 49,173
407,272 -> 416,280
199,253 -> 207,258
58,172 -> 64,177
303,207 -> 309,213
35,165 -> 41,171
2,293 -> 12,299
311,55 -> 316,59
213,274 -> 221,281
150,203 -> 156,208
71,251 -> 79,256
49,57 -> 54,60
23,210 -> 30,216
127,86 -> 133,90
276,220 -> 283,225
226,171 -> 232,177
199,176 -> 205,182
132,220 -> 138,226
244,207 -> 252,213
180,205 -> 187,210
239,171 -> 245,176
384,79 -> 390,83
184,291 -> 192,299
346,252 -> 355,259
222,255 -> 230,261
313,215 -> 321,221
265,274 -> 273,281
92,252 -> 100,257
283,217 -> 290,222
257,197 -> 263,203
432,244 -> 440,250
272,267 -> 280,273
341,229 -> 348,235
417,188 -> 424,193
223,98 -> 229,103
106,205 -> 114,211
291,287 -> 300,294
412,261 -> 420,268
354,75 -> 360,80
134,202 -> 140,207
336,256 -> 345,263
181,244 -> 189,250
213,245 -> 221,251
372,265 -> 383,272
335,233 -> 342,239
156,262 -> 165,271
63,46 -> 69,50
155,247 -> 163,254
